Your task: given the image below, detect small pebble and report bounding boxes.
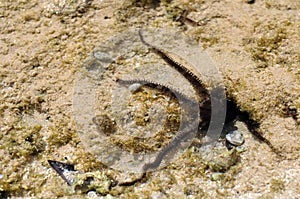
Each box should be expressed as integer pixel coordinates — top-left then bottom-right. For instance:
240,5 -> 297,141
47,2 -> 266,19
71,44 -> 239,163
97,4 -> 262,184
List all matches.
0,174 -> 3,179
226,130 -> 245,147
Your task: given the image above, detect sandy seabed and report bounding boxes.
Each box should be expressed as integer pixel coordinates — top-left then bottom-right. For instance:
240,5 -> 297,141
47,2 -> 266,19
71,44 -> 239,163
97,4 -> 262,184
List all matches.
0,0 -> 299,198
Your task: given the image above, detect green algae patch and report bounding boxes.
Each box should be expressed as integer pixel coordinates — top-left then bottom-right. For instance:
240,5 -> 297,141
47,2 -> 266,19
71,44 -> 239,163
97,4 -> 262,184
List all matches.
0,121 -> 46,195
270,178 -> 286,193
250,21 -> 288,68
3,123 -> 44,158
47,120 -> 77,147
183,183 -> 207,198
93,85 -> 181,154
202,147 -> 240,172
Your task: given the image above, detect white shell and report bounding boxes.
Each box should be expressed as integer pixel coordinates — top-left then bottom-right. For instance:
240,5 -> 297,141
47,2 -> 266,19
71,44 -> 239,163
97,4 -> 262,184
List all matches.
226,130 -> 245,146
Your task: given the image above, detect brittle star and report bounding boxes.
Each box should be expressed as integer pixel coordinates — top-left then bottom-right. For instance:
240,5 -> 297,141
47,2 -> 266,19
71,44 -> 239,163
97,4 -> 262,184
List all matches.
115,30 -> 218,172
116,29 -> 280,173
